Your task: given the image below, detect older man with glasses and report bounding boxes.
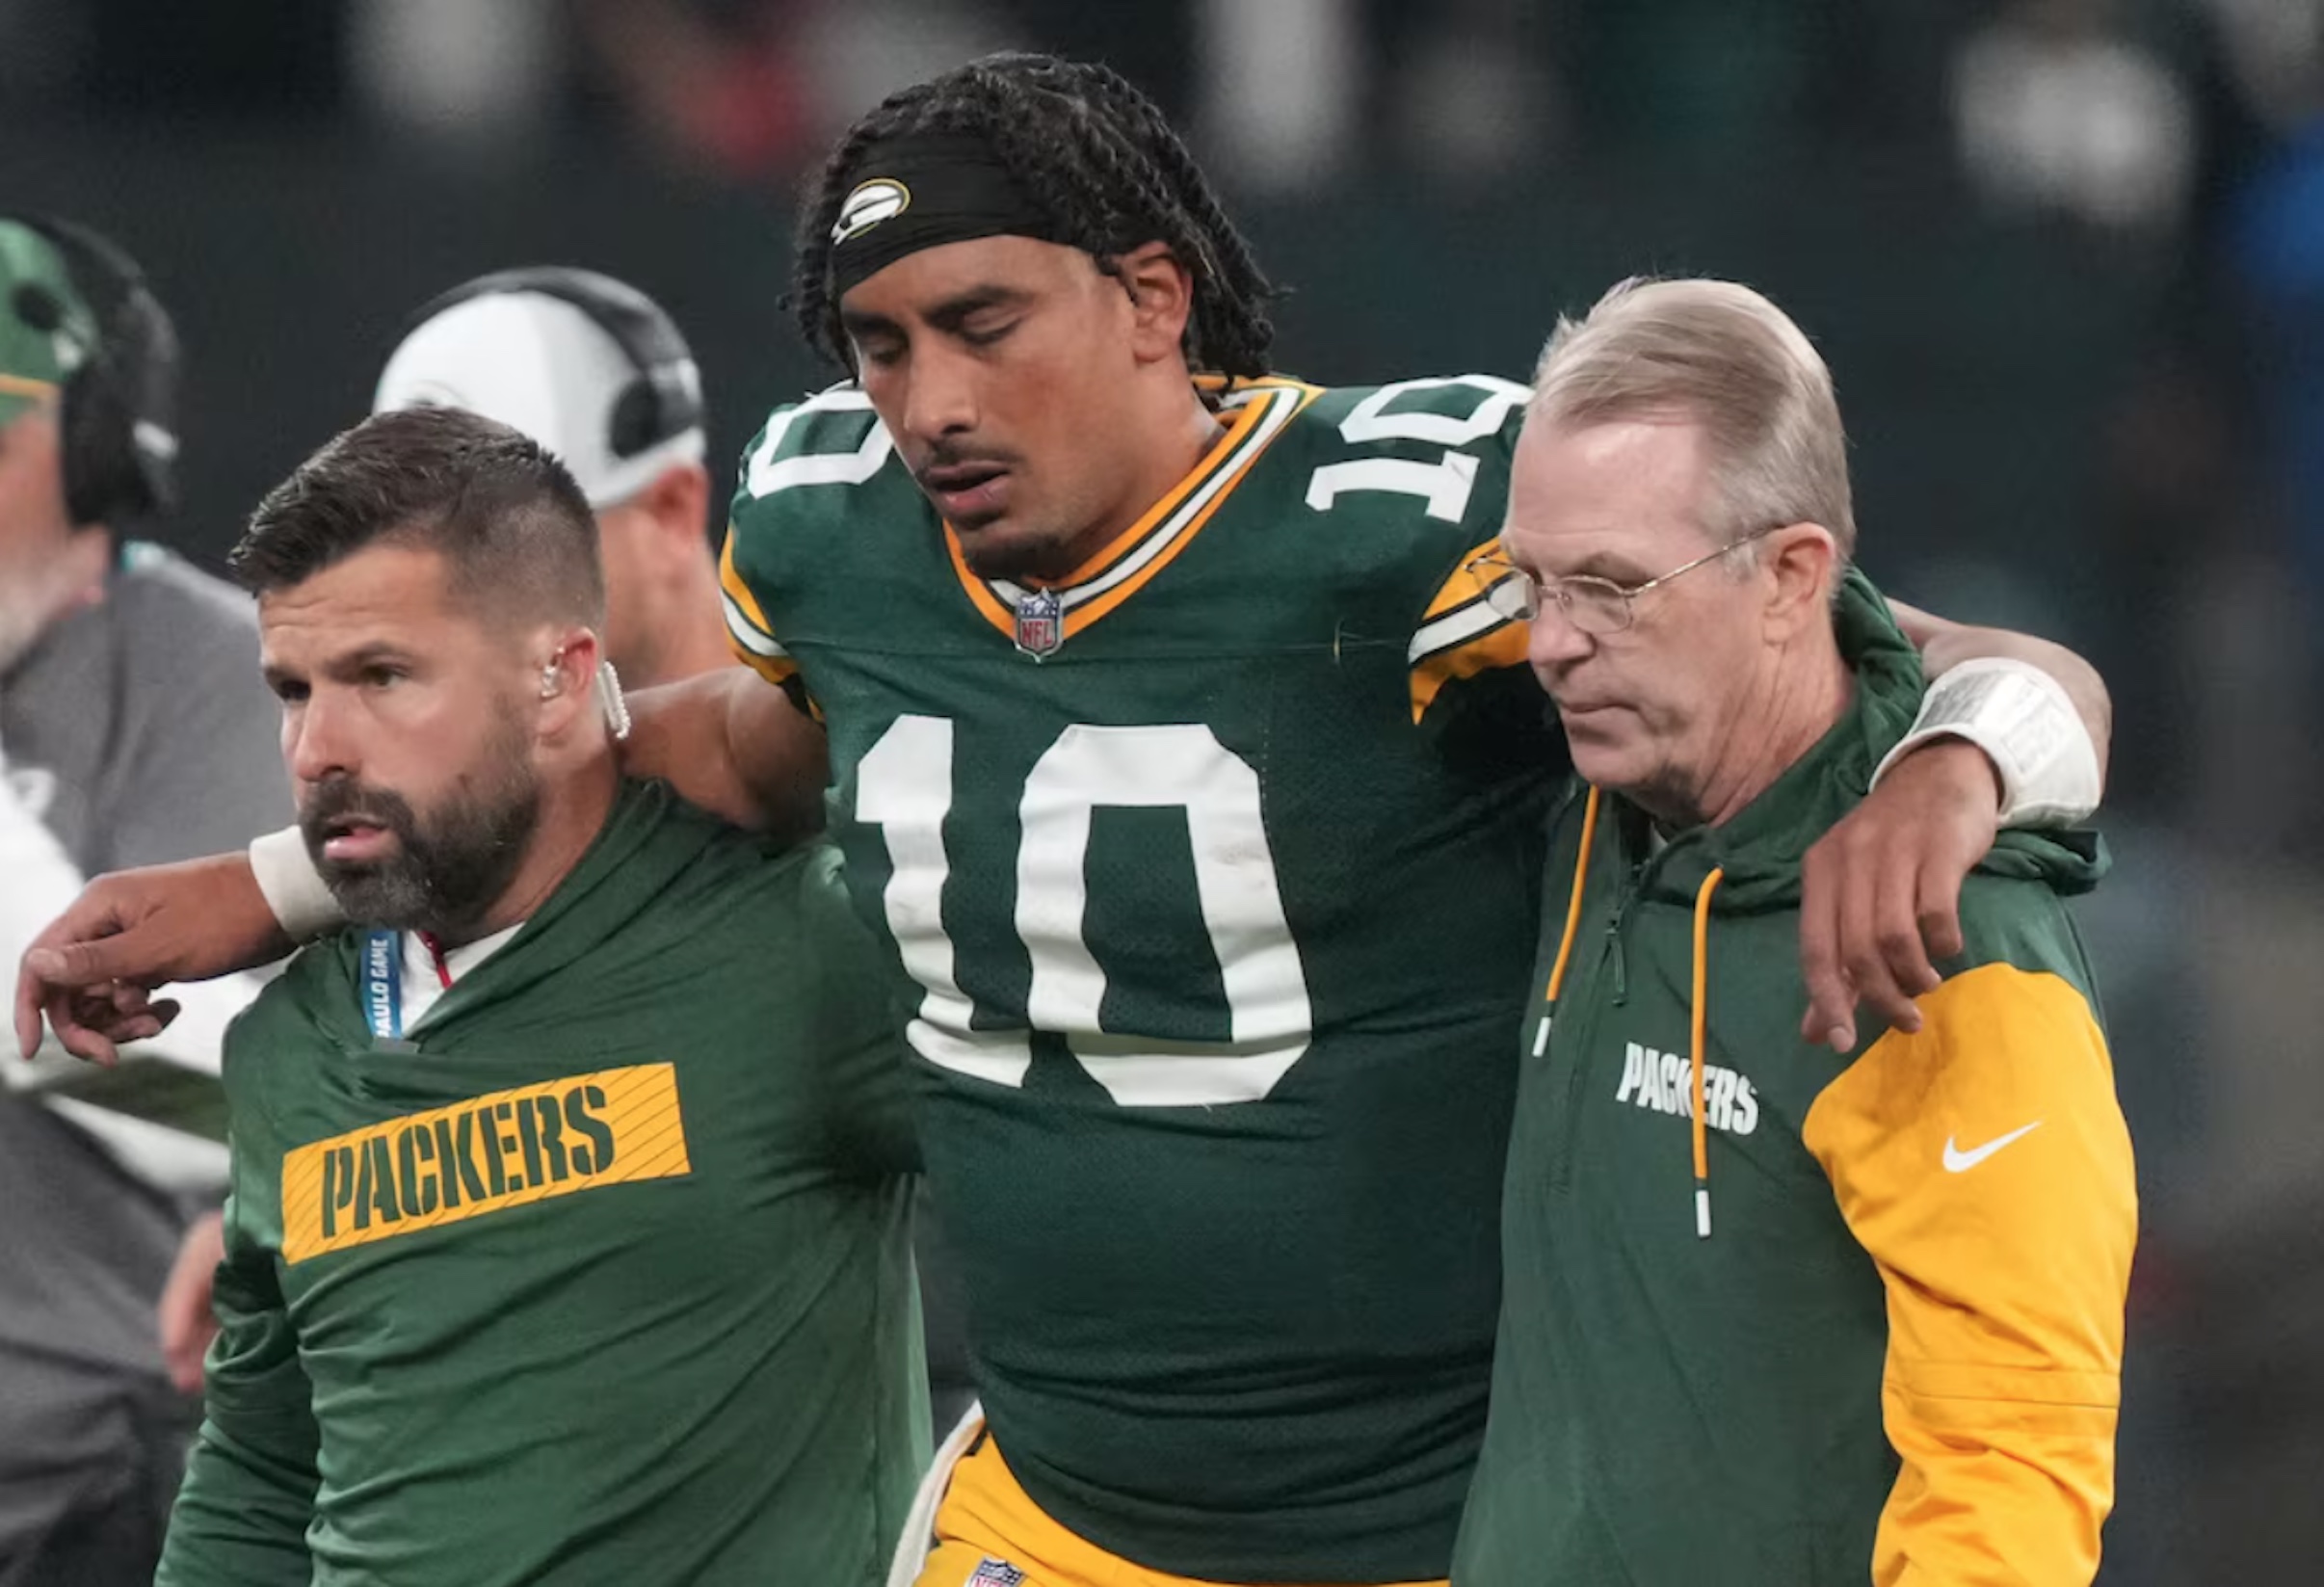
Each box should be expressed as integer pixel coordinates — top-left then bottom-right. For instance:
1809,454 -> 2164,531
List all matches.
1454,277 -> 2136,1587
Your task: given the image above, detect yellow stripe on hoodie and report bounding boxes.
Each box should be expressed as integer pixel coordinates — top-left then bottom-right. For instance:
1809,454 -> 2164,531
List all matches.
1801,964 -> 2135,1587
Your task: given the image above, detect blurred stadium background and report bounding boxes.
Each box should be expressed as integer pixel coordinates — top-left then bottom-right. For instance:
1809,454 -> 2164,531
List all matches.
3,0 -> 2317,1577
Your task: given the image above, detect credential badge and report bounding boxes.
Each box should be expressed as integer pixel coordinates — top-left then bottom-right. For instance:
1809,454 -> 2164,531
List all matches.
1014,588 -> 1064,659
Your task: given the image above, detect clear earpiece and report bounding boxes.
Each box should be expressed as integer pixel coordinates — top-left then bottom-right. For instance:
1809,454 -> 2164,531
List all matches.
597,661 -> 631,741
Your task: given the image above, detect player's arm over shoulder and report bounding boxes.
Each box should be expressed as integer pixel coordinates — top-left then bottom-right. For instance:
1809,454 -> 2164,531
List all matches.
621,663 -> 827,840
1801,885 -> 2134,1587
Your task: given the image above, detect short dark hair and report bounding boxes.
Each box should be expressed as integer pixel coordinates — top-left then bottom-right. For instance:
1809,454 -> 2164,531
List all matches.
232,407 -> 605,627
792,52 -> 1279,380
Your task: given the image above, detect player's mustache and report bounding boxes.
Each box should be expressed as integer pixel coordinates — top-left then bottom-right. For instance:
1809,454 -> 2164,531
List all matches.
300,778 -> 421,851
912,443 -> 1019,484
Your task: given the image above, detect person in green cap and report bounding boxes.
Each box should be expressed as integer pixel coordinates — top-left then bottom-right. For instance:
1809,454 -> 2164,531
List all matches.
0,215 -> 285,1585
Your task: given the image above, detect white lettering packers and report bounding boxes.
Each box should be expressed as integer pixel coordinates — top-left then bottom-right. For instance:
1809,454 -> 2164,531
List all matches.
1614,1041 -> 1759,1136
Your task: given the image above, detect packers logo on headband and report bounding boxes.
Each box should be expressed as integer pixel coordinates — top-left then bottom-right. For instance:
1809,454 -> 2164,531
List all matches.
832,178 -> 911,245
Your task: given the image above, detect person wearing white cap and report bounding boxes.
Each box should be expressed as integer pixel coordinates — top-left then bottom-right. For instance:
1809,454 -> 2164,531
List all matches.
373,268 -> 734,689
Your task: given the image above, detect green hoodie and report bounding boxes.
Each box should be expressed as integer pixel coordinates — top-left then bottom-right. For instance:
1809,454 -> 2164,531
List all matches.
160,780 -> 929,1587
1455,577 -> 2135,1586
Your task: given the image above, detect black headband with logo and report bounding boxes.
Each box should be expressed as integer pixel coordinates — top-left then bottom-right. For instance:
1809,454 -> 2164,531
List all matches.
826,132 -> 1061,300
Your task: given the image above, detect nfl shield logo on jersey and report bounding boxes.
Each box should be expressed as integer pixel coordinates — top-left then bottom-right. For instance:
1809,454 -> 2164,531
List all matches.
964,1558 -> 1026,1587
1014,588 -> 1064,658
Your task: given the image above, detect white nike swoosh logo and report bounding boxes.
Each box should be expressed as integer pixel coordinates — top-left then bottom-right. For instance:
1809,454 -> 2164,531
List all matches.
1942,1120 -> 2045,1173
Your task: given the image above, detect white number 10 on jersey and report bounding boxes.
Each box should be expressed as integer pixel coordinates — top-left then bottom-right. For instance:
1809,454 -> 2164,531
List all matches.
857,715 -> 1313,1108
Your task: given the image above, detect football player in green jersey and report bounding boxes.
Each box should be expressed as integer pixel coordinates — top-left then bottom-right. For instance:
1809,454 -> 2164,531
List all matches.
18,53 -> 2111,1587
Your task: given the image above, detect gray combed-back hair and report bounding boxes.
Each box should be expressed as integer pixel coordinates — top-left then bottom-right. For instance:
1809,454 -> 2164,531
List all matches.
1529,277 -> 1855,563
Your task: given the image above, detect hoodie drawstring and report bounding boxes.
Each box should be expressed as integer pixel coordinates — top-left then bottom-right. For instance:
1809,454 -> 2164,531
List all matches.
1689,867 -> 1725,1239
1541,791 -> 1723,1242
1533,788 -> 1602,1056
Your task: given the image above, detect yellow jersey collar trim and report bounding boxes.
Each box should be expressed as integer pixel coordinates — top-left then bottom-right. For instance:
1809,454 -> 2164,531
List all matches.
946,380 -> 1315,648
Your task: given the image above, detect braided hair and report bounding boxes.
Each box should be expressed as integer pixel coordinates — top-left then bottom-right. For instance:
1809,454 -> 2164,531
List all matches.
791,54 -> 1279,380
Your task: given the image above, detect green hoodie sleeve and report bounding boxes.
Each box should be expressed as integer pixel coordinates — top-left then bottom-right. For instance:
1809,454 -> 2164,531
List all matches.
157,1188 -> 320,1587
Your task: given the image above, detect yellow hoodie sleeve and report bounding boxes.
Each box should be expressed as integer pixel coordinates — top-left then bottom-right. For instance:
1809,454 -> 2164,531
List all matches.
1802,963 -> 2136,1586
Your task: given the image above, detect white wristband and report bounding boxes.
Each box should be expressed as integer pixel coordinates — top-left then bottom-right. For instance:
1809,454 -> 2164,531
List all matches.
248,826 -> 346,941
1873,656 -> 2102,829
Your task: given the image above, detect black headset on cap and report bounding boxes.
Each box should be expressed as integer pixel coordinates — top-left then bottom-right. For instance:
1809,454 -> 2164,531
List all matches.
403,266 -> 703,461
3,212 -> 180,529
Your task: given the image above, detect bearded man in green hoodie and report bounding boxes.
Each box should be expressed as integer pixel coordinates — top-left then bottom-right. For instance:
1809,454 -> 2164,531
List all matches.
1454,278 -> 2136,1587
156,407 -> 928,1587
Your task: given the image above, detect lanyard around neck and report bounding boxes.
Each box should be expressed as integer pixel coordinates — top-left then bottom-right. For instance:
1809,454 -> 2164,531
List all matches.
360,929 -> 404,1040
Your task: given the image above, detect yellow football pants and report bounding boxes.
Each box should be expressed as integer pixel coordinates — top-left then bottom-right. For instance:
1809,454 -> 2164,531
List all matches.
910,1434 -> 1448,1587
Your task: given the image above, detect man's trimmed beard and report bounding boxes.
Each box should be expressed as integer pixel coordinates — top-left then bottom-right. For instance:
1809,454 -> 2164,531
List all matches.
300,709 -> 541,939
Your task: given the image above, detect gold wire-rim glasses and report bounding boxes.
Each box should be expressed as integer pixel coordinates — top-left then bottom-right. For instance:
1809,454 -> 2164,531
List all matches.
1466,522 -> 1785,634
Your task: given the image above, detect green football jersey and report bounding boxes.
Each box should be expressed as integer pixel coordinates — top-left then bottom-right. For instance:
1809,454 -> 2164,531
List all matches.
723,375 -> 1559,1581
